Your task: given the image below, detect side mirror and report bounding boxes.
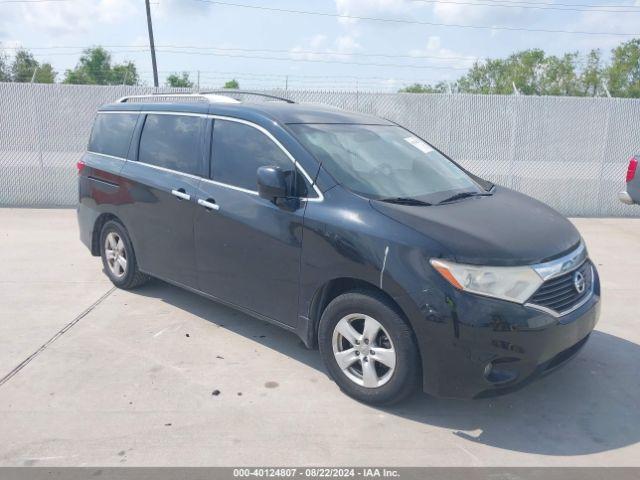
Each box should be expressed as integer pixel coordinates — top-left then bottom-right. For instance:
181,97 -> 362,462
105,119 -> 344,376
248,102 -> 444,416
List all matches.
257,166 -> 288,201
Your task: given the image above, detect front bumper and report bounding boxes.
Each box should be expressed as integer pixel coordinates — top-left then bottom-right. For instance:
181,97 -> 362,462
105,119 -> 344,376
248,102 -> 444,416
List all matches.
396,266 -> 601,399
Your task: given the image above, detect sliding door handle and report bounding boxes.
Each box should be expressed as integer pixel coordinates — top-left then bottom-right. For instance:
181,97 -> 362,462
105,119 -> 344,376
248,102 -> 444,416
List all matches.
171,189 -> 191,201
198,198 -> 220,211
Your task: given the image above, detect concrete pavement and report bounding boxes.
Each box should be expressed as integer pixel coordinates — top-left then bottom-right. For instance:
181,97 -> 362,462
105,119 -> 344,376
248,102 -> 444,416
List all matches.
1,209 -> 639,466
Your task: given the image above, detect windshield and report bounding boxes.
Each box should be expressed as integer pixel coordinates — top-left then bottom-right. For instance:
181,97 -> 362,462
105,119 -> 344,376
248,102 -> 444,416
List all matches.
289,124 -> 485,203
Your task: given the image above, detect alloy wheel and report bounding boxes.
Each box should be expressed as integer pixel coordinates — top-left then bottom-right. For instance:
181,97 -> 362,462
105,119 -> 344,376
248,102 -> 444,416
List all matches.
105,231 -> 127,278
332,313 -> 396,388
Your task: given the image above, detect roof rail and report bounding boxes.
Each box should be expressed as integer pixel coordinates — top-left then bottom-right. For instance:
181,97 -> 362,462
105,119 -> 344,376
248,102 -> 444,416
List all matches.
200,90 -> 296,104
116,93 -> 240,104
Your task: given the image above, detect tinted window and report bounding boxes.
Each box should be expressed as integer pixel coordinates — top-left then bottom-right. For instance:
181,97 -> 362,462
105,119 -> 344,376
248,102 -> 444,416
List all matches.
88,113 -> 137,158
211,120 -> 295,191
138,114 -> 204,176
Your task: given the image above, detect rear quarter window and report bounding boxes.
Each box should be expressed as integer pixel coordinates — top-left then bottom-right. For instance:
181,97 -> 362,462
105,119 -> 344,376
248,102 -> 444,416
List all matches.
88,113 -> 138,158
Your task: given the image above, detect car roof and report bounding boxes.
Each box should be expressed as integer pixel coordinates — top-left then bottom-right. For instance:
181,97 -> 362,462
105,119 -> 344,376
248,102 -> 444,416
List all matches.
98,100 -> 394,126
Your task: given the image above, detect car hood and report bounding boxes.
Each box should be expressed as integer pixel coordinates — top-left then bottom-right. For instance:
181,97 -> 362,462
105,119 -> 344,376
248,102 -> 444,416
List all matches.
370,186 -> 581,266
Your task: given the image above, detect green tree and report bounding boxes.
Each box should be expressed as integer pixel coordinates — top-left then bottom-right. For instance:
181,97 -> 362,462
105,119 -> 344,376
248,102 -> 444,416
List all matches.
606,38 -> 640,98
399,82 -> 449,93
401,41 -> 640,97
580,49 -> 604,96
539,53 -> 581,96
63,47 -> 138,85
0,50 -> 10,82
502,50 -> 547,95
166,72 -> 194,88
456,49 -> 585,96
10,49 -> 56,83
223,79 -> 239,89
456,58 -> 511,94
111,61 -> 139,85
32,63 -> 56,83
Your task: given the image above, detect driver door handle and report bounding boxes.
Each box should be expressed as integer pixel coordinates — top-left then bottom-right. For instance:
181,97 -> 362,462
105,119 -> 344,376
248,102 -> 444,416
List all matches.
198,198 -> 220,211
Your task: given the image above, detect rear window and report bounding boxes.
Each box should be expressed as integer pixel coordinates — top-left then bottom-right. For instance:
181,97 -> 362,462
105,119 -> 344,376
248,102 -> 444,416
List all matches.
138,114 -> 204,176
88,113 -> 138,158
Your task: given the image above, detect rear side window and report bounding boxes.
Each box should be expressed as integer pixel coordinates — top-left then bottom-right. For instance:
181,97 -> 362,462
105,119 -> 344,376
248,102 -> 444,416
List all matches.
138,114 -> 204,176
211,119 -> 294,191
88,113 -> 137,158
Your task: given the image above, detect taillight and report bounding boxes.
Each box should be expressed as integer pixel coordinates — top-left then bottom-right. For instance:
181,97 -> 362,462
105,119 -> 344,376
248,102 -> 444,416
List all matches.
626,156 -> 638,183
76,160 -> 86,173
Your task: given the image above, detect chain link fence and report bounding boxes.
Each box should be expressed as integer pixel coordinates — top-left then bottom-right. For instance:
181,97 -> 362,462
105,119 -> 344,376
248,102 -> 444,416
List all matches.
1,82 -> 639,216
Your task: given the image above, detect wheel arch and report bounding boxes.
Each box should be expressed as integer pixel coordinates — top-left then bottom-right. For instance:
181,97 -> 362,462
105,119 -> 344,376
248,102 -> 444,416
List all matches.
91,213 -> 123,256
307,277 -> 418,350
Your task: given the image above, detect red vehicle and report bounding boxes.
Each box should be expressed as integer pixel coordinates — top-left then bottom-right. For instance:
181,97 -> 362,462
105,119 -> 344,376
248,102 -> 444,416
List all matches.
619,155 -> 639,205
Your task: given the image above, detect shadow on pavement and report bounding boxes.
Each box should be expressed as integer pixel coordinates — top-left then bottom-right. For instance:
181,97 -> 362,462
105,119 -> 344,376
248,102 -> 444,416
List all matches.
137,279 -> 640,457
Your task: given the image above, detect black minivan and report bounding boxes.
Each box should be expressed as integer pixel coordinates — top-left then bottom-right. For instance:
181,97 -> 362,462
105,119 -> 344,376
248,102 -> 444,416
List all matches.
78,93 -> 600,404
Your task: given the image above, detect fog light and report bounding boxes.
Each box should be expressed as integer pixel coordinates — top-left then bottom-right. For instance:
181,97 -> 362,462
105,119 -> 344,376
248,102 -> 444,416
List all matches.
484,360 -> 519,385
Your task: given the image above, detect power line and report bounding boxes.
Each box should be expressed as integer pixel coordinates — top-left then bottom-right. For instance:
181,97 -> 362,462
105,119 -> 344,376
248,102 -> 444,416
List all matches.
4,0 -> 639,10
0,0 -> 71,3
410,0 -> 640,13
144,70 -> 439,83
423,0 -> 640,8
4,0 -> 640,35
4,47 -> 475,70
140,49 -> 473,70
14,49 -> 472,70
5,0 -> 640,9
0,44 -> 480,62
187,0 -> 640,36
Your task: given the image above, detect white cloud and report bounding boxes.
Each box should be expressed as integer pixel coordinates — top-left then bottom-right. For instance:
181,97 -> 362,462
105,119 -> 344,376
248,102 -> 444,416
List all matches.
335,35 -> 361,52
0,6 -> 18,40
20,0 -> 138,37
310,34 -> 328,48
290,34 -> 362,61
408,35 -> 478,70
0,39 -> 24,54
567,8 -> 640,52
432,1 -> 528,25
334,0 -> 427,25
154,0 -> 211,19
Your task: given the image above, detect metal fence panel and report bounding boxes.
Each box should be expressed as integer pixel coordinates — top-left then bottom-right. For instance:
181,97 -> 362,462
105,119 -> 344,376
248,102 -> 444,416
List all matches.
1,82 -> 639,216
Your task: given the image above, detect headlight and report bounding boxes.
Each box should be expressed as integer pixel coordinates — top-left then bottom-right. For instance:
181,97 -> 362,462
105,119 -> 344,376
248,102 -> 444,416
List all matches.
430,258 -> 544,304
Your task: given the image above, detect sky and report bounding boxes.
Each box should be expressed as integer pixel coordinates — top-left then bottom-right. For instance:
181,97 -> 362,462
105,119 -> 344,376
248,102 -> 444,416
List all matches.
1,0 -> 639,91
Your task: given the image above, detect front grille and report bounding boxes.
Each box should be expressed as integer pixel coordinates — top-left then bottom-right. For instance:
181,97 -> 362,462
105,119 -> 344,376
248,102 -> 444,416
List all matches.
528,260 -> 593,315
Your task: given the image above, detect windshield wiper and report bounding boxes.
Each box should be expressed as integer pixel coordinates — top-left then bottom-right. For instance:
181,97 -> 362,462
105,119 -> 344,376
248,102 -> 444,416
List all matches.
379,197 -> 432,206
438,191 -> 491,204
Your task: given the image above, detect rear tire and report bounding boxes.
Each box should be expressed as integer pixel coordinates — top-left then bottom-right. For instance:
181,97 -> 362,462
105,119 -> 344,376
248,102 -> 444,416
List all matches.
318,290 -> 420,405
100,220 -> 149,290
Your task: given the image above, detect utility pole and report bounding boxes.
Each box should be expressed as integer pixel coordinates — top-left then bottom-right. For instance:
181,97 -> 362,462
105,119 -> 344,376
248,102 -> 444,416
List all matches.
145,0 -> 159,88
197,71 -> 200,92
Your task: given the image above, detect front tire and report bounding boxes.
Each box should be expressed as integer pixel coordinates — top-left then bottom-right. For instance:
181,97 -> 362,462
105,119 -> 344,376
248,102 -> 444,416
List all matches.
318,291 -> 421,405
100,220 -> 149,290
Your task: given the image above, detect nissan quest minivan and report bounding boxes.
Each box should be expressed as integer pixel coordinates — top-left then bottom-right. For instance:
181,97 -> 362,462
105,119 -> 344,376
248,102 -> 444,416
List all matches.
77,92 -> 600,405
